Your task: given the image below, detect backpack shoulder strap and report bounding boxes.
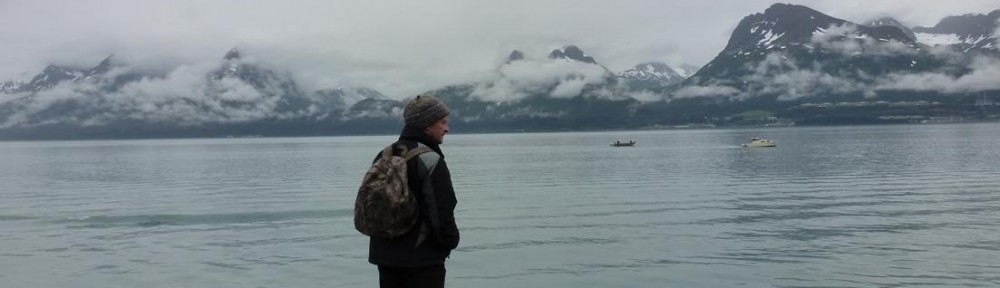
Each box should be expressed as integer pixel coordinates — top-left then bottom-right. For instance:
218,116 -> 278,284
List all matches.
380,142 -> 429,161
417,152 -> 439,179
378,145 -> 395,160
385,143 -> 437,179
402,144 -> 433,161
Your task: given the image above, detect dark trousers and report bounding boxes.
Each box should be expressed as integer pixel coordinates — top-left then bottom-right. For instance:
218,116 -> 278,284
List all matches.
377,264 -> 446,288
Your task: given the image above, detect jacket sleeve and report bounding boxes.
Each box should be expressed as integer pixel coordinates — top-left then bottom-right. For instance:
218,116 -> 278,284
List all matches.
423,158 -> 460,250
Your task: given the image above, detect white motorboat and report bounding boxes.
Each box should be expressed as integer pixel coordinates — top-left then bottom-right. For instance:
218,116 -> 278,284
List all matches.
742,137 -> 776,147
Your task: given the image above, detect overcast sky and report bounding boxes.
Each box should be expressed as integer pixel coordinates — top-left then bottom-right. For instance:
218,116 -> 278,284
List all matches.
1,0 -> 996,98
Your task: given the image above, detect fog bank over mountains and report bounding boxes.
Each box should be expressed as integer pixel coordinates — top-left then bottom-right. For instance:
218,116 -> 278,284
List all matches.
1,3 -> 999,139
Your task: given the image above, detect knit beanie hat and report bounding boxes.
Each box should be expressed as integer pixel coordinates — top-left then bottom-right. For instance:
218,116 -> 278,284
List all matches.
403,94 -> 450,128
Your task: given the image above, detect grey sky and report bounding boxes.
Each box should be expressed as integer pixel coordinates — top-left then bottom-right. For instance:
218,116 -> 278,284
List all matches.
0,0 -> 996,98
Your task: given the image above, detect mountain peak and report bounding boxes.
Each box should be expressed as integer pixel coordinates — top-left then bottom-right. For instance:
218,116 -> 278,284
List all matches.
763,3 -> 819,16
548,45 -> 597,64
725,3 -> 845,52
21,65 -> 86,91
634,62 -> 677,74
911,9 -> 999,52
214,48 -> 244,79
866,16 -> 903,27
914,10 -> 1000,37
724,3 -> 918,53
224,48 -> 242,60
84,55 -> 118,78
618,61 -> 684,90
865,16 -> 917,41
505,50 -> 525,63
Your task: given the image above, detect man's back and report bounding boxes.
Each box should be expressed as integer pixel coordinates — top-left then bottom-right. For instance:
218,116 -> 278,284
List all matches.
364,94 -> 458,288
367,139 -> 458,267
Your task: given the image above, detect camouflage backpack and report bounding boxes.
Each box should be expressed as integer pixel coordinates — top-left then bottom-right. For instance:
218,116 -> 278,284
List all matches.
354,143 -> 436,239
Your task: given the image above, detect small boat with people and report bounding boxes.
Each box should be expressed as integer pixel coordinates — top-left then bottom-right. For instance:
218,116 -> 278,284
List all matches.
611,140 -> 636,147
742,137 -> 776,148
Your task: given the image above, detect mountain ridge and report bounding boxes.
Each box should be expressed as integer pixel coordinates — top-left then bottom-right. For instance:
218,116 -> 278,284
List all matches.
1,4 -> 998,139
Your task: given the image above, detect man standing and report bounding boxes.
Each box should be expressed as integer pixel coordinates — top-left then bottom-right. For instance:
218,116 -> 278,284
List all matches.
369,94 -> 459,288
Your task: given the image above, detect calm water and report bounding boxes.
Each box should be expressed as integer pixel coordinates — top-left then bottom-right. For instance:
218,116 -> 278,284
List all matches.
1,124 -> 999,287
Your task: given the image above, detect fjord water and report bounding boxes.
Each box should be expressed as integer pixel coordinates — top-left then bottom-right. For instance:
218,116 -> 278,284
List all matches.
1,124 -> 999,287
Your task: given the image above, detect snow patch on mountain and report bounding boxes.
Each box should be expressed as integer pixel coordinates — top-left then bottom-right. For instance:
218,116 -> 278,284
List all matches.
865,16 -> 917,41
1,81 -> 24,94
617,62 -> 684,90
915,32 -> 963,46
810,24 -> 918,56
757,30 -> 786,47
675,64 -> 701,78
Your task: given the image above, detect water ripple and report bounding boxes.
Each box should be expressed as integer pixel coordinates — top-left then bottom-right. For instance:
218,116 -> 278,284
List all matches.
51,209 -> 350,228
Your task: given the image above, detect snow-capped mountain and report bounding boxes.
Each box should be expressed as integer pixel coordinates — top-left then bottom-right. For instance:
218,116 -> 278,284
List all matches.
209,48 -> 304,96
719,3 -> 915,54
866,16 -> 917,41
208,48 -> 313,114
422,45 -> 644,131
675,64 -> 701,78
0,48 -> 397,139
19,65 -> 87,92
343,98 -> 403,120
544,45 -> 619,84
1,80 -> 24,94
688,3 -> 924,89
668,4 -> 998,128
5,55 -> 143,95
315,87 -> 388,107
548,45 -> 598,64
617,62 -> 685,90
505,50 -> 525,63
81,56 -> 118,80
314,86 -> 392,117
912,10 -> 999,53
2,5 -> 997,139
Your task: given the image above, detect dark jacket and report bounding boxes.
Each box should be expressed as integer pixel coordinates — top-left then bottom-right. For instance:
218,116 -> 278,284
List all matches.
368,125 -> 460,267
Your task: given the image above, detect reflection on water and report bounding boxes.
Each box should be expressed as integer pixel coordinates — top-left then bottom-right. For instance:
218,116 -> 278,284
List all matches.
1,124 -> 999,287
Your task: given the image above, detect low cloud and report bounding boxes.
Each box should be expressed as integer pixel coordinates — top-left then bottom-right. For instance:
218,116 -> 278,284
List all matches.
0,60 -> 314,128
469,79 -> 529,103
996,17 -> 1000,47
469,55 -> 617,102
742,49 -> 999,100
811,24 -> 918,56
673,85 -> 740,99
685,23 -> 999,102
743,53 -> 871,100
758,69 -> 868,100
624,90 -> 666,103
499,58 -> 609,88
876,56 -> 1000,93
550,79 -> 589,98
